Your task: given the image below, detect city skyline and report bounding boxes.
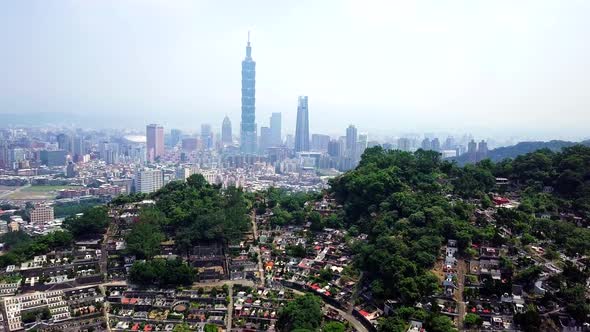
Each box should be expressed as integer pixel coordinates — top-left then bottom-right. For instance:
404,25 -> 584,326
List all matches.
1,1 -> 589,141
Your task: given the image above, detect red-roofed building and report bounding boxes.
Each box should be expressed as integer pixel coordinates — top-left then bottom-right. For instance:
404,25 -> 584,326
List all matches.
493,197 -> 510,205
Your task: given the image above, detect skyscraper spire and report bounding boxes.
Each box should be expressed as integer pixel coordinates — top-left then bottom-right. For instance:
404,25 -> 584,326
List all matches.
246,31 -> 252,58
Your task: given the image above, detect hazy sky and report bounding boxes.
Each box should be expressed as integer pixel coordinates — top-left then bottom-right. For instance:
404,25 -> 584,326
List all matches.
1,0 -> 589,140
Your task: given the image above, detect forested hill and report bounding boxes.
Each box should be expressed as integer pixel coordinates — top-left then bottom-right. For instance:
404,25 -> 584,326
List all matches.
453,140 -> 590,165
328,145 -> 590,329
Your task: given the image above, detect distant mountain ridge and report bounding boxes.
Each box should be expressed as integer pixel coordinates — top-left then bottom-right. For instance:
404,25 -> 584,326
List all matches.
453,139 -> 590,164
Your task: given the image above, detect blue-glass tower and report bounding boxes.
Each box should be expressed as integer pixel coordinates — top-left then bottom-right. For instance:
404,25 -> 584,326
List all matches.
240,32 -> 257,154
294,96 -> 310,152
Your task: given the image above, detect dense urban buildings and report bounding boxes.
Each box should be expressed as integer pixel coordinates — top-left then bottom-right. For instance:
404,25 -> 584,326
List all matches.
201,124 -> 212,150
311,134 -> 330,152
182,137 -> 198,151
240,33 -> 257,154
169,128 -> 182,147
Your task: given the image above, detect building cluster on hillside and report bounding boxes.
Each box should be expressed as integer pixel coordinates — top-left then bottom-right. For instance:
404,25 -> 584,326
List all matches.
106,286 -> 229,332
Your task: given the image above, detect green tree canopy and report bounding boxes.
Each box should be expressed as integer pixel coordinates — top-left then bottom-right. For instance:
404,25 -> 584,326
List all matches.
63,206 -> 109,239
125,208 -> 166,259
129,258 -> 196,287
277,294 -> 323,332
322,321 -> 345,332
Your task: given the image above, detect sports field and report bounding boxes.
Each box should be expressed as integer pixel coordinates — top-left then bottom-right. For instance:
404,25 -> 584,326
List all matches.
2,185 -> 83,200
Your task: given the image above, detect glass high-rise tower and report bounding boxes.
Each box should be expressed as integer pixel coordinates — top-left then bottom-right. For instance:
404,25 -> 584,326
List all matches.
270,112 -> 282,146
240,33 -> 257,154
222,116 -> 232,145
345,125 -> 357,158
294,96 -> 310,152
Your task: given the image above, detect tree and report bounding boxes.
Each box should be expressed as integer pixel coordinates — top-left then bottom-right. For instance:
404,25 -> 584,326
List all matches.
186,174 -> 208,189
173,323 -> 192,332
277,294 -> 322,332
424,314 -> 457,332
378,317 -> 406,332
126,209 -> 165,259
0,230 -> 76,268
309,211 -> 325,231
463,313 -> 482,327
514,266 -> 542,286
129,259 -> 196,287
323,321 -> 345,332
0,231 -> 31,249
561,285 -> 590,322
318,268 -> 334,283
63,206 -> 109,239
514,305 -> 541,332
152,178 -> 250,248
452,164 -> 495,198
203,324 -> 218,332
110,192 -> 148,206
287,244 -> 307,258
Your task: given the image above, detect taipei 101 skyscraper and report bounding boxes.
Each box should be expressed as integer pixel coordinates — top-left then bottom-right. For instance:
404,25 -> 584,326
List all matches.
240,32 -> 257,154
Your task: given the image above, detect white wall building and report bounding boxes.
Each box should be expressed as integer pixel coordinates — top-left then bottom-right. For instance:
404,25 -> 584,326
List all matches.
134,169 -> 163,193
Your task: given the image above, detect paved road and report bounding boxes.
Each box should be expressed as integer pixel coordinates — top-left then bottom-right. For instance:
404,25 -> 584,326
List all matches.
327,303 -> 368,332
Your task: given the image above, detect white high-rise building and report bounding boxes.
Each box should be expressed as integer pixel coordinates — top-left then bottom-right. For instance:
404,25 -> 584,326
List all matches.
134,169 -> 163,193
